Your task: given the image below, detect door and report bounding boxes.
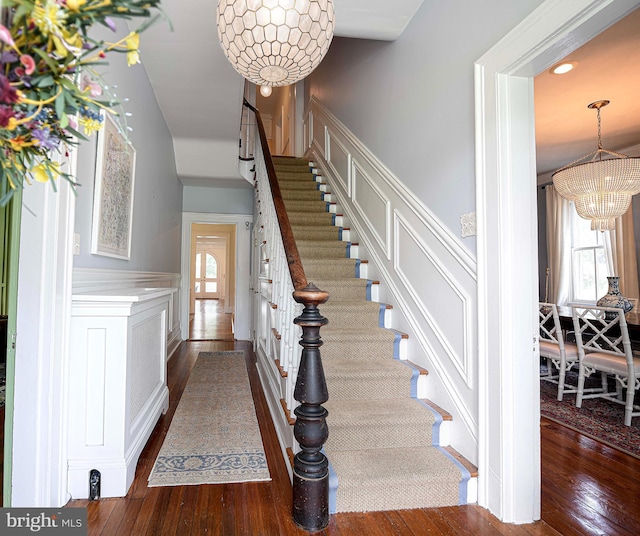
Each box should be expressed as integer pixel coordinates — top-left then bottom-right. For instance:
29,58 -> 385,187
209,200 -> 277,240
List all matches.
194,250 -> 219,299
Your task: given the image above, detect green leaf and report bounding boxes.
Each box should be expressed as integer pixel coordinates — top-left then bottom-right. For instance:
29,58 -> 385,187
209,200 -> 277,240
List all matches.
65,126 -> 89,142
32,48 -> 59,73
55,92 -> 66,120
35,75 -> 55,88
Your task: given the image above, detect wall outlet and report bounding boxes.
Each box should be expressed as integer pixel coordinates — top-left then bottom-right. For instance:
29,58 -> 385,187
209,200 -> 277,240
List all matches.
73,233 -> 80,255
461,212 -> 476,237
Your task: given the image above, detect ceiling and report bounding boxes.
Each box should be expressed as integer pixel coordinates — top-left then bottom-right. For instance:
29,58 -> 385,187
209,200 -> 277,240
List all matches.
139,2 -> 640,187
140,0 -> 424,187
534,7 -> 640,178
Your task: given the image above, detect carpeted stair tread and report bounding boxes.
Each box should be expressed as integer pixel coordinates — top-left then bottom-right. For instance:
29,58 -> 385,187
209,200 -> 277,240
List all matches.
292,226 -> 342,241
287,214 -> 336,227
324,399 -> 435,451
329,446 -> 462,512
321,301 -> 384,328
307,279 -> 369,300
282,199 -> 330,212
296,242 -> 349,258
321,327 -> 398,360
303,258 -> 359,279
324,359 -> 412,399
277,179 -> 321,189
280,189 -> 325,201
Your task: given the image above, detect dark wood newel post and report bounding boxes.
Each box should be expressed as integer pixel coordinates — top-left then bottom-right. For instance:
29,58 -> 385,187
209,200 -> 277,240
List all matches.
292,283 -> 330,532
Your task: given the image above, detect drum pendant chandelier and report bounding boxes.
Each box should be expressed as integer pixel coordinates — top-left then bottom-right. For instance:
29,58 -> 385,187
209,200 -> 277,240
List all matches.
552,100 -> 640,231
216,0 -> 335,87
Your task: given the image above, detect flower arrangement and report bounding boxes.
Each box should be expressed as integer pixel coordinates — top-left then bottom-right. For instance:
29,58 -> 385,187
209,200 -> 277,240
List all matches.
0,0 -> 165,206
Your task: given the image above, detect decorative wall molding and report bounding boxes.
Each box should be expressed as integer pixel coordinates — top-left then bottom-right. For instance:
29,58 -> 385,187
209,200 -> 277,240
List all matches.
72,268 -> 181,359
304,96 -> 478,448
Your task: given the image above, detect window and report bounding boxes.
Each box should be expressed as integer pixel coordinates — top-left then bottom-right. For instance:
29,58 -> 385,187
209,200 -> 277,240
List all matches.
569,203 -> 610,303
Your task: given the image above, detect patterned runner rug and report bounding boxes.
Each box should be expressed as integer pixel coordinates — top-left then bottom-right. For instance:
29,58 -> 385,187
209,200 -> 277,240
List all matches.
148,351 -> 271,486
540,368 -> 640,459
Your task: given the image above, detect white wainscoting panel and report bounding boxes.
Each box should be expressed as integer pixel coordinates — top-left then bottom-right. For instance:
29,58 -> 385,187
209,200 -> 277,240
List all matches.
326,129 -> 351,194
394,212 -> 472,385
352,159 -> 391,260
305,96 -> 479,457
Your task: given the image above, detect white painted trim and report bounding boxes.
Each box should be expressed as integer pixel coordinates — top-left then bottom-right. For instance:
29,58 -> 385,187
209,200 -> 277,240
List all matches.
474,0 -> 640,523
180,212 -> 254,341
73,268 -> 180,292
13,158 -> 76,507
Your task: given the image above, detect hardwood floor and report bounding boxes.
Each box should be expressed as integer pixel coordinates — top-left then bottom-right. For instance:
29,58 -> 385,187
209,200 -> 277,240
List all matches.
189,299 -> 235,341
64,303 -> 640,534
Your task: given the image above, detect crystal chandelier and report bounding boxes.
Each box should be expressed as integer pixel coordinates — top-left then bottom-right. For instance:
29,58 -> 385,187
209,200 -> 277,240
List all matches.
552,100 -> 640,231
216,0 -> 335,87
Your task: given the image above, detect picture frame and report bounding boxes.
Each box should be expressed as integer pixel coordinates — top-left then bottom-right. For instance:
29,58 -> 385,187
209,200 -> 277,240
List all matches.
90,112 -> 136,260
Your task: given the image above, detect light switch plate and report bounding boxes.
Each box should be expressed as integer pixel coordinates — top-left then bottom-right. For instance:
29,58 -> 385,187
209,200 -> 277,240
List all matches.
73,233 -> 80,255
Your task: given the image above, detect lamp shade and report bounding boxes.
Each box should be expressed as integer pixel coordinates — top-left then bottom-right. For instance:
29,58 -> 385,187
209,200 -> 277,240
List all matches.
552,100 -> 640,231
217,0 -> 335,87
553,155 -> 640,231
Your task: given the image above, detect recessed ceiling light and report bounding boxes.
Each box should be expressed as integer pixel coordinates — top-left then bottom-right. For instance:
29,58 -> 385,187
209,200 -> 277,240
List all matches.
550,61 -> 577,75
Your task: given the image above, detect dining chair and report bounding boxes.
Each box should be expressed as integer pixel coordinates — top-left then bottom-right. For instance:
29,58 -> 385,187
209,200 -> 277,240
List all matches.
539,302 -> 579,401
571,305 -> 640,426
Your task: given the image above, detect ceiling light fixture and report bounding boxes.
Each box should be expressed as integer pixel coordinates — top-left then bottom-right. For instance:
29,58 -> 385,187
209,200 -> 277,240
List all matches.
216,0 -> 335,88
259,85 -> 273,97
552,100 -> 640,231
550,61 -> 577,75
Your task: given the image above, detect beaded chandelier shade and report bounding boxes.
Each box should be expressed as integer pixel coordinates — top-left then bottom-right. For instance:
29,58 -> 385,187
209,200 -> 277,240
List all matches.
552,100 -> 640,231
216,0 -> 335,87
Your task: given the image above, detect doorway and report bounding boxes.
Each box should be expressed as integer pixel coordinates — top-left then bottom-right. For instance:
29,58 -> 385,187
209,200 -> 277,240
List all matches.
475,0 -> 640,522
189,223 -> 234,341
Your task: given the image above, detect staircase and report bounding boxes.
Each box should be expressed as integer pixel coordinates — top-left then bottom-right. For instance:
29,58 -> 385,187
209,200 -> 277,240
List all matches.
271,156 -> 473,513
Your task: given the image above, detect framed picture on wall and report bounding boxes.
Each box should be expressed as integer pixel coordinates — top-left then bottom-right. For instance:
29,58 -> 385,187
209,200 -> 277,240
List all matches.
90,112 -> 136,260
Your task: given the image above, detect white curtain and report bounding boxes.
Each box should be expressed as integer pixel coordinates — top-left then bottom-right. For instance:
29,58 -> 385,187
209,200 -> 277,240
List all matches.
545,185 -> 572,305
610,207 -> 640,302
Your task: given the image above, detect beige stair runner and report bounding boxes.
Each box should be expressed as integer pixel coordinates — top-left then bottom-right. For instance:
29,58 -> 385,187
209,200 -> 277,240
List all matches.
272,156 -> 470,513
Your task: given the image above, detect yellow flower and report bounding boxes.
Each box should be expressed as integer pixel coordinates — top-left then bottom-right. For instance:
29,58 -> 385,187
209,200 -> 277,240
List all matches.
32,0 -> 67,37
126,32 -> 140,66
31,161 -> 61,184
78,116 -> 104,136
66,0 -> 87,11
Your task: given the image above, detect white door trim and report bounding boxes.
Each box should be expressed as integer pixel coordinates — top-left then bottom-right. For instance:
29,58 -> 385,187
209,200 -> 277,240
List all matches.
180,213 -> 253,341
13,156 -> 76,507
475,0 -> 640,523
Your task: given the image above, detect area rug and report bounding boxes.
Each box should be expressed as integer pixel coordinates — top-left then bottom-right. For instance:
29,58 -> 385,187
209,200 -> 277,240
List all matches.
540,368 -> 640,459
148,351 -> 271,486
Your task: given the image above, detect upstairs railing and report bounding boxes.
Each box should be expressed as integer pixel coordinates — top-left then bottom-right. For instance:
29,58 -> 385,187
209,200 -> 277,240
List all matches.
243,99 -> 330,532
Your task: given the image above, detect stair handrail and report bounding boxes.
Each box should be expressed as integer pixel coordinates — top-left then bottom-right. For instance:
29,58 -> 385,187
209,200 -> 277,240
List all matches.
243,98 -> 331,532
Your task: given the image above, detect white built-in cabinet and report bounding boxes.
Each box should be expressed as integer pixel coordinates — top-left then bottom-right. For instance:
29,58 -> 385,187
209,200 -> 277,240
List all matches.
67,287 -> 174,499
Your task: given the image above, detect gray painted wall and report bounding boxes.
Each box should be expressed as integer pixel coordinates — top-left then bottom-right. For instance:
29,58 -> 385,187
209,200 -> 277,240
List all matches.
305,0 -> 545,255
183,185 -> 254,214
73,23 -> 182,273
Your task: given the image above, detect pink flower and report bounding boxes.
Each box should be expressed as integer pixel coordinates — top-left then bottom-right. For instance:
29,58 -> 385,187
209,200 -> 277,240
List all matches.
0,25 -> 15,48
0,74 -> 19,104
81,75 -> 102,97
20,55 -> 36,75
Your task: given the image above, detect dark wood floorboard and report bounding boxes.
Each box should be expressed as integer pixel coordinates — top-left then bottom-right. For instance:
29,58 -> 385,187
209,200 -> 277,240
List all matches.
63,304 -> 640,535
189,299 -> 234,341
